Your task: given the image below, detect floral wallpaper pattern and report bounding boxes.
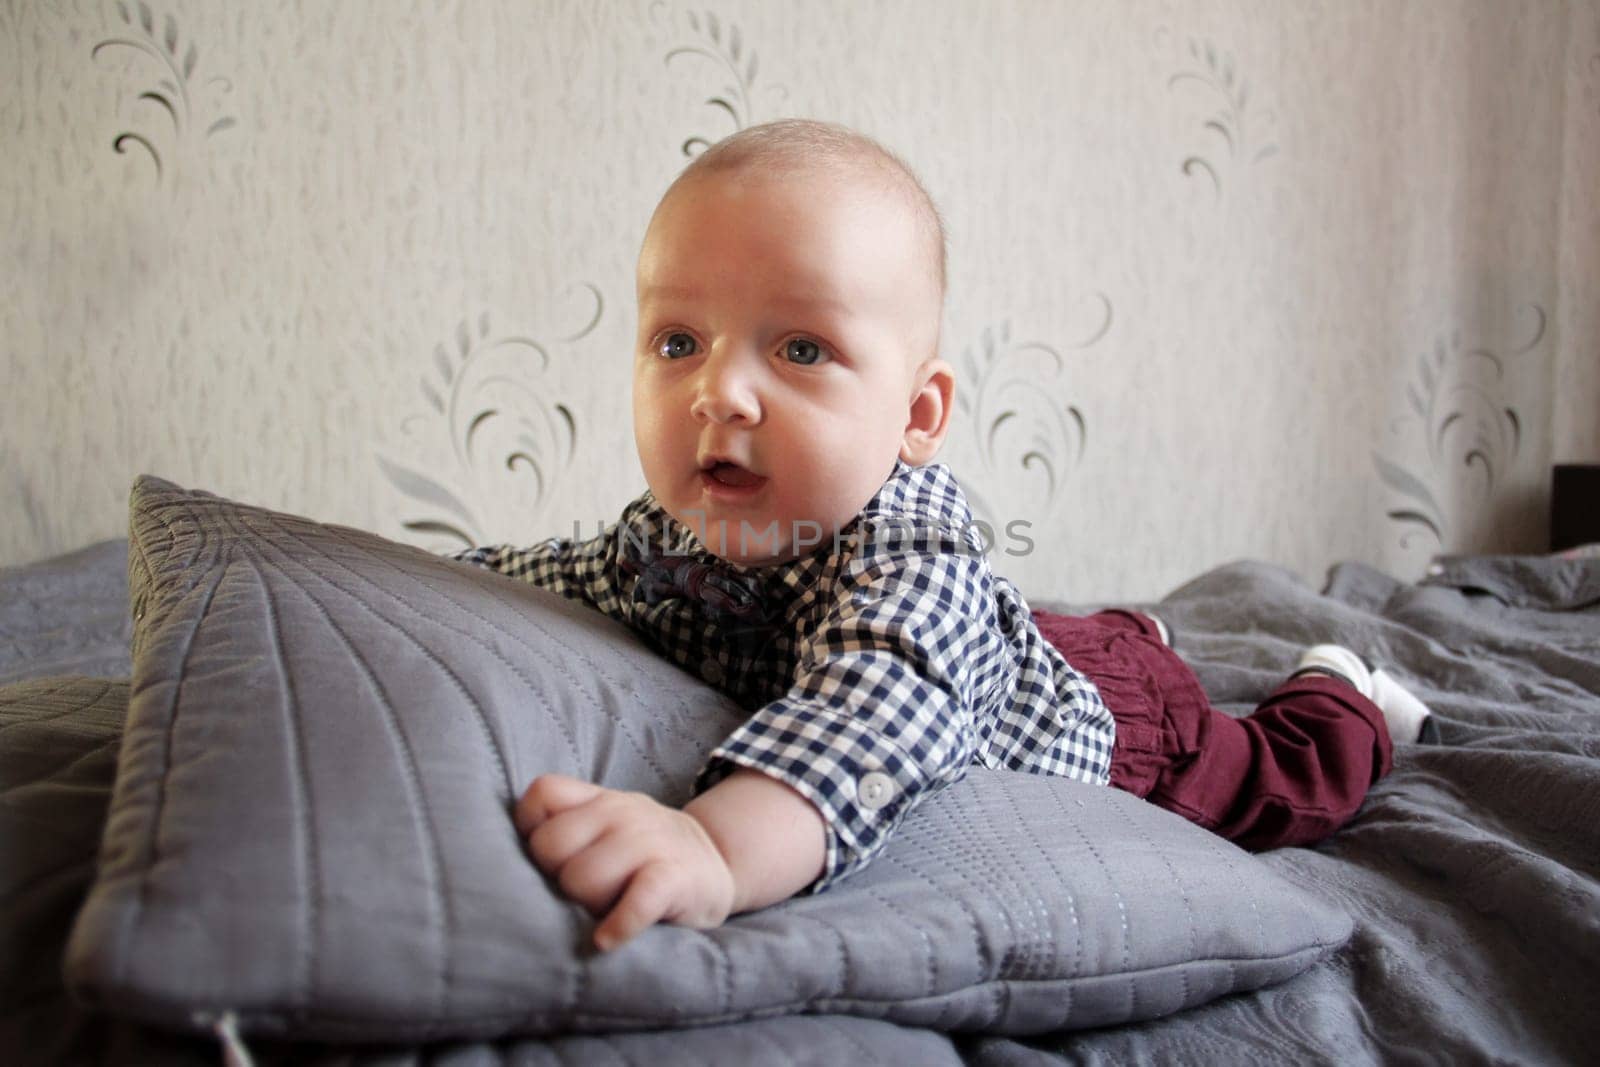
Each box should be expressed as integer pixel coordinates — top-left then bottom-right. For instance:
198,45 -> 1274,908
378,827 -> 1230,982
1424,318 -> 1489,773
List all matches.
1163,34 -> 1277,200
953,302 -> 1110,528
91,1 -> 234,186
2,0 -> 1594,601
1374,305 -> 1548,551
658,5 -> 786,155
378,290 -> 599,552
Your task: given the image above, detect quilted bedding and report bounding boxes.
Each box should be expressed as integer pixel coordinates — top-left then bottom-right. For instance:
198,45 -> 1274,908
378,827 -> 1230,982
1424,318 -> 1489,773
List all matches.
2,479 -> 1597,1065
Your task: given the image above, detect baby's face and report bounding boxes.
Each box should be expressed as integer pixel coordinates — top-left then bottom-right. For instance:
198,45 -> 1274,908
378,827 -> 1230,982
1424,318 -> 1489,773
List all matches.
632,166 -> 943,565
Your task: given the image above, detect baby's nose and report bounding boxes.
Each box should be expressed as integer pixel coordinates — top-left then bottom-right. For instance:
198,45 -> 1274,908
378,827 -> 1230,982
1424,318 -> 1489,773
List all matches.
690,352 -> 762,424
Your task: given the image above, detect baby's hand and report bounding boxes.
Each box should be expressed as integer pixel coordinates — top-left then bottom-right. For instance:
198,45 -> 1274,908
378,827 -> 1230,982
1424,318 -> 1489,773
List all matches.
514,774 -> 737,951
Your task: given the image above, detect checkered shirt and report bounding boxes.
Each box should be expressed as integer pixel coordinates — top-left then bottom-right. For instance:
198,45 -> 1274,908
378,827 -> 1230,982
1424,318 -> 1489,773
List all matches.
455,461 -> 1115,890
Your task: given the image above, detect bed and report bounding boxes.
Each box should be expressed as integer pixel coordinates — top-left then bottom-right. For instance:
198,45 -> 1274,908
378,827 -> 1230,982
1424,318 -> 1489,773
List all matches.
2,478 -> 1596,1066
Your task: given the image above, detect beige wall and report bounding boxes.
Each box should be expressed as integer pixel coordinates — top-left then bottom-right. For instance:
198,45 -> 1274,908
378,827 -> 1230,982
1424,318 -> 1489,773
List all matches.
4,0 -> 1596,601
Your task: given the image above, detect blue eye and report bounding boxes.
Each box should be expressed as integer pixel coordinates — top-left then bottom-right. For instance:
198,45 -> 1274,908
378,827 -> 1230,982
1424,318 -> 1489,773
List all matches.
659,332 -> 698,359
784,338 -> 825,365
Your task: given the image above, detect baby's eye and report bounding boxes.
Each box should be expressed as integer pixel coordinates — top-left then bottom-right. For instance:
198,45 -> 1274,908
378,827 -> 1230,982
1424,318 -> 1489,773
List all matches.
783,338 -> 827,365
658,332 -> 699,359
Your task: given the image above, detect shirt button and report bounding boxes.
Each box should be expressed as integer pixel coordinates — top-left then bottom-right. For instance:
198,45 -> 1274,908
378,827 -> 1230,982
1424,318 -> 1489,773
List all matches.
702,661 -> 724,685
857,771 -> 894,811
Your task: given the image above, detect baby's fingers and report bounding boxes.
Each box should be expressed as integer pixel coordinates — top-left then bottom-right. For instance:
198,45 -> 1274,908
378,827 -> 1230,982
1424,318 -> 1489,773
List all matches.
526,809 -> 606,876
594,862 -> 679,952
515,773 -> 604,836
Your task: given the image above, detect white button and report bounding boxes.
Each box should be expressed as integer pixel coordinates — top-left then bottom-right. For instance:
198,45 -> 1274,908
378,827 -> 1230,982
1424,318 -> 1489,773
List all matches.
857,771 -> 895,811
702,661 -> 723,684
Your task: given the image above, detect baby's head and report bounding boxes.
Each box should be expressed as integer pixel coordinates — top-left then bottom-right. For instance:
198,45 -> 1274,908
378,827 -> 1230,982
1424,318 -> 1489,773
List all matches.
633,119 -> 955,565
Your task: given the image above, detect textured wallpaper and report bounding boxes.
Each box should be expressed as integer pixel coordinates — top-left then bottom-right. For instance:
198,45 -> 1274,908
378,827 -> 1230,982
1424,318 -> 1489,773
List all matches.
3,0 -> 1597,601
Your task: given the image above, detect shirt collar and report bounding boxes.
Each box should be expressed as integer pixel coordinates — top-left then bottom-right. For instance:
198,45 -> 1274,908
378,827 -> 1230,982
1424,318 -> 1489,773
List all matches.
631,459 -> 967,599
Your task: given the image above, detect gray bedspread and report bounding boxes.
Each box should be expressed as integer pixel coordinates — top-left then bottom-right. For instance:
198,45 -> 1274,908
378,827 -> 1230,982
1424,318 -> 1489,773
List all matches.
2,542 -> 1595,1065
0,539 -> 131,686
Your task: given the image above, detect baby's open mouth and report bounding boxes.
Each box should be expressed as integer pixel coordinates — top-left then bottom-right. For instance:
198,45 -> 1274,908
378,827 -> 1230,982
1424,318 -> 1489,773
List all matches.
703,461 -> 765,489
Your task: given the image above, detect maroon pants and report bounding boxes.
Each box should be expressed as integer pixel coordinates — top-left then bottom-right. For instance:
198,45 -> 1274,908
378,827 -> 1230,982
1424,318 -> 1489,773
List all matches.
1033,609 -> 1393,850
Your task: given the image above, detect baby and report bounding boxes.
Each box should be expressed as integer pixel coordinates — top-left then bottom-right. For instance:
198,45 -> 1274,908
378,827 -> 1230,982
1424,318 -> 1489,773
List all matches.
458,118 -> 1434,951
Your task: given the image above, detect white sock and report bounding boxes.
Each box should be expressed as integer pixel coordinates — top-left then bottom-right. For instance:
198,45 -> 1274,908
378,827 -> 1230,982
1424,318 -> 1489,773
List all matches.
1368,668 -> 1435,744
1295,644 -> 1434,744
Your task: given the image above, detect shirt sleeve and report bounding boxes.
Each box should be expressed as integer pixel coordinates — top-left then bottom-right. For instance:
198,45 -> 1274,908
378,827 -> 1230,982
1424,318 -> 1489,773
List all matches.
450,510 -> 632,616
695,537 -> 1001,891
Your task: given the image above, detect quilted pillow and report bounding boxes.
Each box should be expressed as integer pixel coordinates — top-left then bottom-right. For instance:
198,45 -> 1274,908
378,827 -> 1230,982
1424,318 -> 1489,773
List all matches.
65,476 -> 1351,1043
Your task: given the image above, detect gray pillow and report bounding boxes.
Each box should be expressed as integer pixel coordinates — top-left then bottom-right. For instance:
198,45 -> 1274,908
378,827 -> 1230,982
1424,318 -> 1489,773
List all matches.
66,476 -> 1351,1044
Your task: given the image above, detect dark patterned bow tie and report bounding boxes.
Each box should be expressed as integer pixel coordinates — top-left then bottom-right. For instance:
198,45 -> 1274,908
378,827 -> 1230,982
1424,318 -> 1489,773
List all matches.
619,546 -> 775,626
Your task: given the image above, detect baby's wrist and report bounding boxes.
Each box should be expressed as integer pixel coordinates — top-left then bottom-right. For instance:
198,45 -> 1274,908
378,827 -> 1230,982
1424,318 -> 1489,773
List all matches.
682,799 -> 751,911
684,769 -> 826,914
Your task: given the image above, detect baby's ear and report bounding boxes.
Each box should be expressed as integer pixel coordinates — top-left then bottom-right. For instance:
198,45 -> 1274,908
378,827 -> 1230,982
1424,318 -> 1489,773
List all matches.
899,359 -> 955,466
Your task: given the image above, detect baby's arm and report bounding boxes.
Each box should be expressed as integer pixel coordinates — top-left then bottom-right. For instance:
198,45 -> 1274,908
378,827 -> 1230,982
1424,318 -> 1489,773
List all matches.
514,514 -> 992,945
453,493 -> 666,614
695,545 -> 993,892
685,767 -> 827,912
515,767 -> 824,951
